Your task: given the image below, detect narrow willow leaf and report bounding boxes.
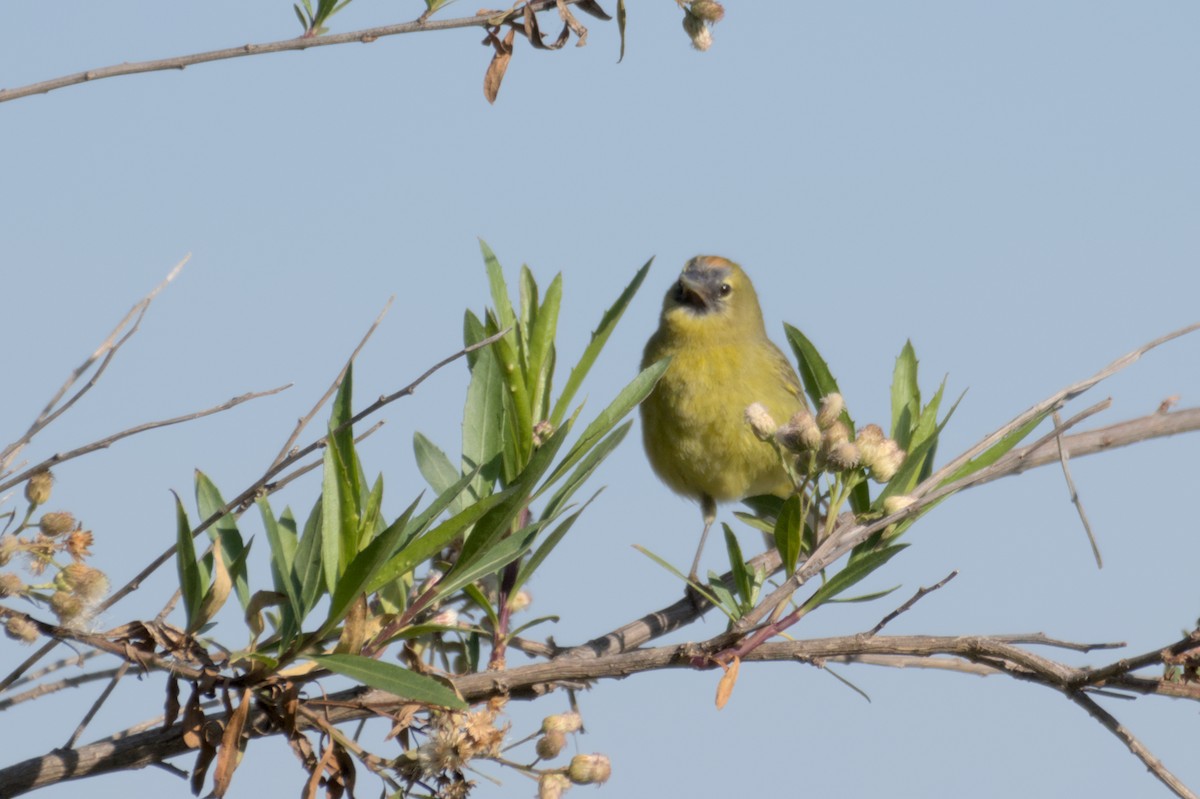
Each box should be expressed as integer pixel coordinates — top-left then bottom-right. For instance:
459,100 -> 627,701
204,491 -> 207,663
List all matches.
296,496 -> 326,620
195,471 -> 250,610
480,239 -> 517,339
455,419 -> 572,571
890,340 -> 920,450
827,586 -> 900,603
413,432 -> 459,498
366,487 -> 517,595
463,582 -> 501,632
774,494 -> 803,575
617,0 -> 627,62
722,524 -> 751,607
486,313 -> 533,466
732,510 -> 774,535
539,359 -> 667,495
783,323 -> 843,411
538,422 -> 629,522
258,497 -> 298,607
432,525 -> 542,602
461,330 -> 505,499
514,494 -> 599,593
943,413 -> 1047,486
518,264 -> 538,375
550,257 -> 652,427
802,545 -> 907,612
319,496 -> 420,639
632,545 -> 731,620
527,273 -> 562,423
330,363 -> 361,516
174,493 -> 203,633
400,465 -> 481,548
312,654 -> 465,709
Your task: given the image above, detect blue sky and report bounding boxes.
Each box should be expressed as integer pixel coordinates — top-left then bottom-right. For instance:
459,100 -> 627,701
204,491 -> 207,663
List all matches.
3,2 -> 1200,797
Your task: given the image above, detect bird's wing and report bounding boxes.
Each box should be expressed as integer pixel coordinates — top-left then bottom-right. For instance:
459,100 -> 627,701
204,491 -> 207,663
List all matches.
767,341 -> 806,406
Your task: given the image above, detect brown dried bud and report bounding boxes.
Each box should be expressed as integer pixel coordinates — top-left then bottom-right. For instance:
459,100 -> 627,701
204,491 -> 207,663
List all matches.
882,495 -> 916,515
869,439 -> 907,483
745,403 -> 778,440
821,419 -> 851,448
59,563 -> 109,603
542,711 -> 583,734
48,590 -> 84,624
65,529 -> 94,560
24,471 -> 54,507
682,11 -> 712,51
0,536 -> 17,567
536,730 -> 567,760
776,410 -> 822,453
816,394 -> 845,429
5,616 -> 38,644
38,511 -> 76,538
538,773 -> 572,799
0,572 -> 26,597
568,754 -> 612,785
690,0 -> 725,22
825,441 -> 861,472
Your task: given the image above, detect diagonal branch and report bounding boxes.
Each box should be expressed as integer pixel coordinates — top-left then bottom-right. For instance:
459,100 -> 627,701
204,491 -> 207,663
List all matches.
0,0 -> 599,104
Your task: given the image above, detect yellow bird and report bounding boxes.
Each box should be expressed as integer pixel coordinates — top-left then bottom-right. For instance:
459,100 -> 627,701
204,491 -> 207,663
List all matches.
641,255 -> 806,580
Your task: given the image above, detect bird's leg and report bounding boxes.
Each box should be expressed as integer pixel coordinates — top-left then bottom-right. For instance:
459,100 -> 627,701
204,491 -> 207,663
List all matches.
685,495 -> 718,608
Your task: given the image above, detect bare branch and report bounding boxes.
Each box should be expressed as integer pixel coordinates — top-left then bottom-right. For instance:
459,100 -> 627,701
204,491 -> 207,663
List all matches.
0,386 -> 291,497
0,257 -> 188,475
866,570 -> 958,636
0,0 -> 598,105
270,297 -> 394,469
1053,410 -> 1103,567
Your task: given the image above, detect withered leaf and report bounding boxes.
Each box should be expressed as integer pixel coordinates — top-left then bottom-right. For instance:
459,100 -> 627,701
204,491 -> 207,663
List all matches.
212,687 -> 253,798
575,0 -> 612,20
164,676 -> 181,730
714,656 -> 740,710
556,0 -> 589,47
523,4 -> 570,50
181,686 -> 205,749
483,27 -> 516,104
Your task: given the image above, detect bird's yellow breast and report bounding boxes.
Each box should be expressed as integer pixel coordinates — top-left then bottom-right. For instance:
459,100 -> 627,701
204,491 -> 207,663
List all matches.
640,312 -> 803,505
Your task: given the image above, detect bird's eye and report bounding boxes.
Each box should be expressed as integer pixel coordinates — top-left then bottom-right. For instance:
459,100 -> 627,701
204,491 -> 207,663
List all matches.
718,283 -> 732,297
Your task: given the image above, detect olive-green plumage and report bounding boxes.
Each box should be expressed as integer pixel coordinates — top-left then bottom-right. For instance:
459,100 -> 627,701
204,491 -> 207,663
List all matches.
640,256 -> 805,573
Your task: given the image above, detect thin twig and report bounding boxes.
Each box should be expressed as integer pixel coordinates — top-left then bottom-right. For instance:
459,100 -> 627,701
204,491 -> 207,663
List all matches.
1069,690 -> 1197,799
0,667 -> 119,712
866,571 -> 958,636
1053,410 -> 1103,568
0,0 -> 597,104
0,257 -> 188,475
270,297 -> 394,469
0,386 -> 291,496
63,662 -> 129,750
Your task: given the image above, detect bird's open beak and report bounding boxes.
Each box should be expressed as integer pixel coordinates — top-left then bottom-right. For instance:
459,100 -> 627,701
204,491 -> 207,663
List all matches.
674,272 -> 710,311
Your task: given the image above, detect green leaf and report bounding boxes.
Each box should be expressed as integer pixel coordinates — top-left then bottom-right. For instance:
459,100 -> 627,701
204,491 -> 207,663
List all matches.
827,586 -> 900,604
540,359 -> 668,495
518,264 -> 538,370
366,487 -> 517,595
802,545 -> 907,612
320,496 -> 421,639
463,582 -> 501,633
632,545 -> 732,621
258,498 -> 301,647
783,324 -> 843,412
431,524 -> 542,603
890,340 -> 920,450
722,523 -> 751,607
539,422 -> 629,522
321,435 -> 356,593
514,494 -> 599,593
174,493 -> 203,633
296,496 -> 327,620
196,471 -> 250,610
526,273 -> 562,423
413,432 -> 460,497
330,363 -> 361,516
400,464 -> 482,548
732,510 -> 775,536
486,312 -> 533,466
774,494 -> 803,575
461,328 -> 506,497
454,417 -> 573,571
549,257 -> 652,427
293,3 -> 309,29
311,654 -> 465,709
480,239 -> 517,338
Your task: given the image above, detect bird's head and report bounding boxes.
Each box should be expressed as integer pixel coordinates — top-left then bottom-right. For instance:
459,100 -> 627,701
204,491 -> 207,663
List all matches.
660,255 -> 766,336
